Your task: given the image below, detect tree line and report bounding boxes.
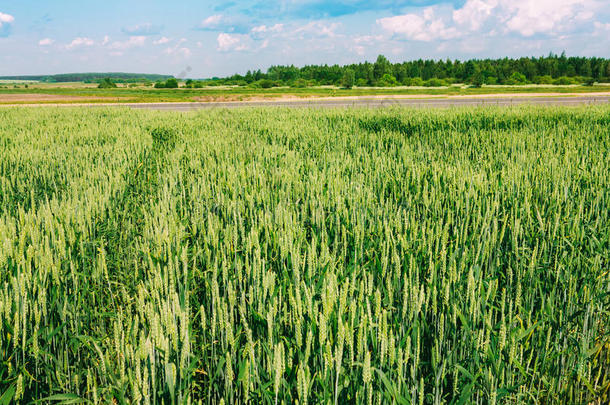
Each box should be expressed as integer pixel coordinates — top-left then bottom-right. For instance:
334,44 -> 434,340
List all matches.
196,53 -> 610,88
0,73 -> 172,83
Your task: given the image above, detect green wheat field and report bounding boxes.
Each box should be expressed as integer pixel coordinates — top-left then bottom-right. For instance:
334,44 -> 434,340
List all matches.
0,106 -> 608,404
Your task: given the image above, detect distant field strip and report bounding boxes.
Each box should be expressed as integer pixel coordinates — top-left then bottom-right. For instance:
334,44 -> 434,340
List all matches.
0,106 -> 608,404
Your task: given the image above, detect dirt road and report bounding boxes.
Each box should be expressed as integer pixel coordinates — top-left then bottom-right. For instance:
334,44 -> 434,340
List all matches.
1,94 -> 608,110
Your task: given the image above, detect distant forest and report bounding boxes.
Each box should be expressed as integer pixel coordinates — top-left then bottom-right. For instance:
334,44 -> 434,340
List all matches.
197,53 -> 610,88
0,72 -> 173,83
3,54 -> 609,89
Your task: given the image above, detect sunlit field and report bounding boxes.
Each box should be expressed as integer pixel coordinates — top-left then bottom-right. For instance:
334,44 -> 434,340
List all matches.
1,106 -> 608,404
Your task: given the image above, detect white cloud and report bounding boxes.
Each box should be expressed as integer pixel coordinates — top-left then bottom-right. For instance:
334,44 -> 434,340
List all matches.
39,38 -> 54,46
199,14 -> 226,30
378,8 -> 459,41
354,35 -> 384,45
66,37 -> 95,50
0,12 -> 14,25
164,39 -> 192,58
294,21 -> 341,38
217,33 -> 251,52
378,0 -> 603,41
153,36 -> 170,45
252,24 -> 284,34
500,0 -> 598,37
215,20 -> 345,54
102,35 -> 110,46
122,23 -> 162,36
108,36 -> 146,50
453,0 -> 498,31
0,11 -> 14,35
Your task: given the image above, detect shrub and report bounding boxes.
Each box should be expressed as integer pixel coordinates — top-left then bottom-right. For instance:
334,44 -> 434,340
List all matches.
405,77 -> 424,86
165,78 -> 179,88
553,76 -> 573,85
356,78 -> 368,87
505,72 -> 528,85
98,78 -> 118,89
485,76 -> 497,85
378,73 -> 398,87
423,78 -> 446,87
291,78 -> 308,88
259,79 -> 276,89
533,75 -> 553,84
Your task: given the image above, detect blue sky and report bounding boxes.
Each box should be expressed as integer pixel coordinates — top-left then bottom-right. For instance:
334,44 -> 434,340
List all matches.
1,0 -> 609,77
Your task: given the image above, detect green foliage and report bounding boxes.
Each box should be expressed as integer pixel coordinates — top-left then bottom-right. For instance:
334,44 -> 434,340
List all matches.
259,79 -> 276,89
126,54 -> 610,87
553,76 -> 574,85
356,78 -> 368,87
423,78 -> 446,87
379,73 -> 398,87
165,78 -> 179,88
0,106 -> 609,404
341,68 -> 356,89
373,55 -> 392,79
507,72 -> 528,85
291,78 -> 309,88
150,126 -> 178,150
154,78 -> 179,89
98,78 -> 118,88
470,70 -> 485,87
533,75 -> 554,84
0,73 -> 172,82
405,77 -> 424,86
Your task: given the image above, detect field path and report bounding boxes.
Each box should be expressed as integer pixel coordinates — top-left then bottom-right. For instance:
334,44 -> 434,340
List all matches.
1,94 -> 609,110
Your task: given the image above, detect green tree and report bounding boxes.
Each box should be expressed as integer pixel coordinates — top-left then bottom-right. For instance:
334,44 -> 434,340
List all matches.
98,78 -> 117,88
379,73 -> 397,87
507,72 -> 527,85
341,69 -> 355,89
164,78 -> 179,88
470,70 -> 484,87
373,55 -> 391,80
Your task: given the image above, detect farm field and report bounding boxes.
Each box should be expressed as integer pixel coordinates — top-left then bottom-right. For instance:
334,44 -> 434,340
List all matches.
0,106 -> 609,404
0,84 -> 609,104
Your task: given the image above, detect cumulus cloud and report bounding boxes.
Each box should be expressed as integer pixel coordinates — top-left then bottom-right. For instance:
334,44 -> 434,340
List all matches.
294,21 -> 342,38
39,38 -> 54,46
251,24 -> 284,34
66,37 -> 95,49
164,38 -> 192,58
500,0 -> 597,37
153,36 -> 170,45
0,12 -> 14,25
216,20 -> 343,53
122,23 -> 163,36
217,33 -> 251,52
198,14 -> 250,33
378,8 -> 459,41
0,11 -> 14,36
108,36 -> 147,50
378,0 -> 603,41
200,15 -> 224,29
452,0 -> 498,31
